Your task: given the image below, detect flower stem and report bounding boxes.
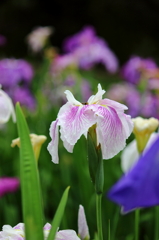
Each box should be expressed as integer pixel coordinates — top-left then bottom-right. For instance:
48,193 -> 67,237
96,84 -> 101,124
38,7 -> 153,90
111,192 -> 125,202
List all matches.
96,194 -> 103,240
135,209 -> 140,240
155,206 -> 159,240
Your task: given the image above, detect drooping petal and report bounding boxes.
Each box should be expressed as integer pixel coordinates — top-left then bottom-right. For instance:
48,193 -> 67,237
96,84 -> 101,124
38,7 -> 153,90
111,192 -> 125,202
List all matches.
78,205 -> 90,240
108,136 -> 159,213
58,104 -> 96,146
47,120 -> 59,163
56,230 -> 80,240
90,104 -> 132,159
87,83 -> 105,105
99,98 -> 128,111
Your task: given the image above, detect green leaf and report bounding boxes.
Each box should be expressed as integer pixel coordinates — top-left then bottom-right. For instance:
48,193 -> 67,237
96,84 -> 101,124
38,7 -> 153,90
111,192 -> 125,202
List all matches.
16,103 -> 44,240
47,186 -> 70,240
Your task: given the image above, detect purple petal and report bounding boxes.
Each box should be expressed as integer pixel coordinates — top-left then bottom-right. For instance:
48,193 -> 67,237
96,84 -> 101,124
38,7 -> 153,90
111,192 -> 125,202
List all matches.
108,136 -> 159,213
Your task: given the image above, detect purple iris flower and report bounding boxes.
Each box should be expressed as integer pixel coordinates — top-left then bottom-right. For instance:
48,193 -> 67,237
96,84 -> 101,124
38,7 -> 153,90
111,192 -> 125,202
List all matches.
62,26 -> 118,73
63,26 -> 97,52
121,56 -> 157,84
0,177 -> 19,197
108,136 -> 159,213
12,87 -> 36,110
0,59 -> 34,88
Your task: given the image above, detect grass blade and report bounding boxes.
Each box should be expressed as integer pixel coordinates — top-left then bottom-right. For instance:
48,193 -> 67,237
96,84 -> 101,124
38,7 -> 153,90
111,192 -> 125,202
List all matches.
47,186 -> 70,240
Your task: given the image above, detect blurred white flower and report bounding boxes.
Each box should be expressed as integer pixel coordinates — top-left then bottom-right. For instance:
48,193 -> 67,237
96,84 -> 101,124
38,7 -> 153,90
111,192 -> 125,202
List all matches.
0,86 -> 16,124
121,132 -> 159,173
27,26 -> 53,52
0,223 -> 24,239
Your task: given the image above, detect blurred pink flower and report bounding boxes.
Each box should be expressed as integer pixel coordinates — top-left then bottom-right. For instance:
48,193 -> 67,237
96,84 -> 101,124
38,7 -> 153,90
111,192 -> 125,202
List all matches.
0,177 -> 19,197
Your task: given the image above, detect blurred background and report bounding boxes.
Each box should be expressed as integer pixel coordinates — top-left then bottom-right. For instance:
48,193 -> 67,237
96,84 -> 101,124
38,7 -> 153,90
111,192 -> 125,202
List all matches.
0,1 -> 159,239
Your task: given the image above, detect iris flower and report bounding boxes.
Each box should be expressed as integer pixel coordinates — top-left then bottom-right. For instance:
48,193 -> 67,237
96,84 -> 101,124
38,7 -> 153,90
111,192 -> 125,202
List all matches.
47,84 -> 133,163
108,136 -> 159,213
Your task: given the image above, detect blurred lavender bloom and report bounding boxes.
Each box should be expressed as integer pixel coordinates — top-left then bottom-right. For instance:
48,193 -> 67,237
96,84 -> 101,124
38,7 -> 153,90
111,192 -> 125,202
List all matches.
108,136 -> 159,213
27,26 -> 53,52
12,87 -> 36,110
0,59 -> 34,88
121,56 -> 157,84
62,26 -> 118,73
0,35 -> 6,46
63,26 -> 97,52
141,93 -> 159,119
0,177 -> 19,197
106,83 -> 141,117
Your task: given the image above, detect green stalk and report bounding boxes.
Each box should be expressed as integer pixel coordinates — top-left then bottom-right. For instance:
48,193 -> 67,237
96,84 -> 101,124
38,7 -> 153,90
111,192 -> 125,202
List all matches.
155,206 -> 159,240
135,209 -> 140,240
96,194 -> 103,240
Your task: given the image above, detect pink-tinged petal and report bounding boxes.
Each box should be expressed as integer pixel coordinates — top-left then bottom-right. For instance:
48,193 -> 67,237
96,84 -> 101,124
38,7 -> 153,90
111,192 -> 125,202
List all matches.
87,83 -> 105,105
99,98 -> 128,111
43,223 -> 51,231
91,105 -> 132,159
58,105 -> 96,146
47,120 -> 59,163
78,205 -> 90,240
56,230 -> 80,240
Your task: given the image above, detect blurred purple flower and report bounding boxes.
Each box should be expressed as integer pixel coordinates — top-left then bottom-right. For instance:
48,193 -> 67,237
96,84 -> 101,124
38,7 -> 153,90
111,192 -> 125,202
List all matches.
108,136 -> 159,213
0,35 -> 6,46
0,177 -> 19,197
140,93 -> 159,119
107,83 -> 141,117
63,26 -> 96,52
62,26 -> 118,73
121,56 -> 157,84
0,59 -> 34,88
12,87 -> 36,110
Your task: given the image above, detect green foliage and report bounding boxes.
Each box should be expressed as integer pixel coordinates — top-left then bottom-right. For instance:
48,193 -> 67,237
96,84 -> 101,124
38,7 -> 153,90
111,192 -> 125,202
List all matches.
16,103 -> 44,240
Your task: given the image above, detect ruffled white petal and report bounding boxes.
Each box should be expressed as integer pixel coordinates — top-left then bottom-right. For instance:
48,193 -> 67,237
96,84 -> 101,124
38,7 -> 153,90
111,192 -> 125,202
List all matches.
58,104 -> 96,146
47,120 -> 59,163
90,105 -> 133,159
64,90 -> 82,106
87,83 -> 105,105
